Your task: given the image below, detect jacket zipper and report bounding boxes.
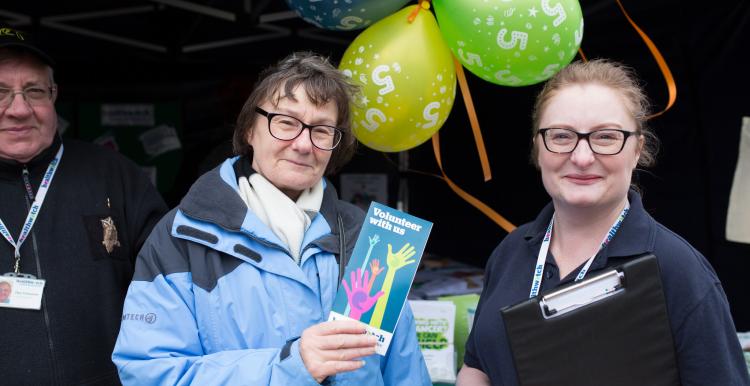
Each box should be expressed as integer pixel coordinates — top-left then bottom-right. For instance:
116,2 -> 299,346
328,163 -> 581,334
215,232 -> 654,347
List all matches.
337,214 -> 347,288
23,166 -> 59,385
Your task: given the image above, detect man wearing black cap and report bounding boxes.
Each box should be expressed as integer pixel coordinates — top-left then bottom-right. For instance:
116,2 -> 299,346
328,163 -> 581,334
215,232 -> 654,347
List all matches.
0,26 -> 167,384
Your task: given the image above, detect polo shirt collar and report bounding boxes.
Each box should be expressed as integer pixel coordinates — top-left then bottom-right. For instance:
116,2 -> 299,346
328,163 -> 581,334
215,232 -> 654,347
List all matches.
524,189 -> 656,267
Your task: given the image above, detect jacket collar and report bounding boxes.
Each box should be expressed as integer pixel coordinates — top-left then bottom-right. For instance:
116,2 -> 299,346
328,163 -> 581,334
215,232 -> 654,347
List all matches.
524,189 -> 656,263
177,157 -> 249,232
0,134 -> 62,179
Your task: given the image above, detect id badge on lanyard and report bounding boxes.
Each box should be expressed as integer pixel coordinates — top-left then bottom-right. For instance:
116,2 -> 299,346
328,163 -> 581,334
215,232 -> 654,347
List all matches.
0,145 -> 63,310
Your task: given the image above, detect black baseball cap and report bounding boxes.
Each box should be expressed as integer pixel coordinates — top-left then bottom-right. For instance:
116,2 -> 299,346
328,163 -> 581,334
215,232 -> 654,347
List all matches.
0,26 -> 55,67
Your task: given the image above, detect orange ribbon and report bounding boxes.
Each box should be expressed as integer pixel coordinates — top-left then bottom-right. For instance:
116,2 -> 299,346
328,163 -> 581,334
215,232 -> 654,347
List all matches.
615,0 -> 676,119
454,56 -> 492,181
577,48 -> 588,62
431,133 -> 516,233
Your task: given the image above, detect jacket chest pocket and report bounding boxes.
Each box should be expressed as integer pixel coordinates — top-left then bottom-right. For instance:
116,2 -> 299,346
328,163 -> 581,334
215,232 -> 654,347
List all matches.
83,214 -> 127,261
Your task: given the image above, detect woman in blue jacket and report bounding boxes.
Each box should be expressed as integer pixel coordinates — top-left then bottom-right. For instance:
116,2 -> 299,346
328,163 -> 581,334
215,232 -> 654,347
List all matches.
113,52 -> 431,386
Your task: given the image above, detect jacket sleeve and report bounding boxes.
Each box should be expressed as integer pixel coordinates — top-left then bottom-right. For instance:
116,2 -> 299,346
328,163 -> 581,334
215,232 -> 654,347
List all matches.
674,283 -> 750,386
112,216 -> 321,386
380,303 -> 432,386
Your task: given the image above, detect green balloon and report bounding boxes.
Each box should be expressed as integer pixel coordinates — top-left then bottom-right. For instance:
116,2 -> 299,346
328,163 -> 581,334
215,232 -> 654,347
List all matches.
433,0 -> 583,86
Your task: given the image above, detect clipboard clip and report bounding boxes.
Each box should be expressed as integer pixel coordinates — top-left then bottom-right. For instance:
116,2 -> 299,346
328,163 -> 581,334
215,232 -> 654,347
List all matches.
540,269 -> 625,319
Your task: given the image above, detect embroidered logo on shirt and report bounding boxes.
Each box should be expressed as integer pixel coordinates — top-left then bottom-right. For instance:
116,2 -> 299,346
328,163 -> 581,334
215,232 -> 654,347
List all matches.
122,313 -> 157,324
101,216 -> 121,253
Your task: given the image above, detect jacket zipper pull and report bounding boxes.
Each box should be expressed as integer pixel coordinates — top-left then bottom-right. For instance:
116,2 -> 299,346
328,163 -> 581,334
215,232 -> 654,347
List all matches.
21,166 -> 35,201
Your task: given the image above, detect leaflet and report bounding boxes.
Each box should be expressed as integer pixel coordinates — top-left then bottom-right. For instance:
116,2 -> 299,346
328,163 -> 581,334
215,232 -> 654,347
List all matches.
328,202 -> 432,355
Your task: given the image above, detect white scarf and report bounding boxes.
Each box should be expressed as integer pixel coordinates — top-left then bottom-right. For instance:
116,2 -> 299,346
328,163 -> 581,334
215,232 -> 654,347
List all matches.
238,173 -> 324,264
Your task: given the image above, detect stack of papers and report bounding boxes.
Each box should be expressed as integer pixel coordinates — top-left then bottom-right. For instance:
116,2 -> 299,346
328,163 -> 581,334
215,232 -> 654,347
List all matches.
409,255 -> 484,300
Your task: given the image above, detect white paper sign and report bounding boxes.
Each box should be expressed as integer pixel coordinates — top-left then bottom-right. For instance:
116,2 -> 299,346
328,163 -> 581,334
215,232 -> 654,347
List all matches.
139,124 -> 182,157
727,117 -> 750,244
101,104 -> 155,126
410,300 -> 457,384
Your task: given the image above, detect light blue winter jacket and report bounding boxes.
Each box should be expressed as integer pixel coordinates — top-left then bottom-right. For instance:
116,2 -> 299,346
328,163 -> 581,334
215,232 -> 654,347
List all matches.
112,157 -> 431,385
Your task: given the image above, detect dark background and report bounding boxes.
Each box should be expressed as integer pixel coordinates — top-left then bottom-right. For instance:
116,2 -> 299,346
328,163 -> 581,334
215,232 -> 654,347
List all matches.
2,0 -> 748,329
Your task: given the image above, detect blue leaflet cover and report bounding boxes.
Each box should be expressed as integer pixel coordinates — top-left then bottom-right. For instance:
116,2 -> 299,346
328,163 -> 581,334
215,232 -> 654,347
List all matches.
328,201 -> 433,355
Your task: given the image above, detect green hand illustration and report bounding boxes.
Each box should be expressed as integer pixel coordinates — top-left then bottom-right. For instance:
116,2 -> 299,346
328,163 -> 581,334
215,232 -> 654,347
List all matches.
369,243 -> 417,328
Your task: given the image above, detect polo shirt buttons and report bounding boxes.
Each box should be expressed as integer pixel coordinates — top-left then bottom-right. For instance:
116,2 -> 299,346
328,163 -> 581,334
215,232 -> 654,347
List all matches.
545,270 -> 554,279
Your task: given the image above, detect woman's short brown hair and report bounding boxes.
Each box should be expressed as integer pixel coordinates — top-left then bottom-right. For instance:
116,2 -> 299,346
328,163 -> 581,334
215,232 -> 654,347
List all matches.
530,59 -> 658,168
233,51 -> 360,175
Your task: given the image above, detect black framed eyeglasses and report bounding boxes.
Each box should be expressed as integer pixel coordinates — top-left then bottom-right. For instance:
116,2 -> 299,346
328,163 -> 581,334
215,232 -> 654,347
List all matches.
255,106 -> 342,151
538,128 -> 638,155
0,86 -> 57,108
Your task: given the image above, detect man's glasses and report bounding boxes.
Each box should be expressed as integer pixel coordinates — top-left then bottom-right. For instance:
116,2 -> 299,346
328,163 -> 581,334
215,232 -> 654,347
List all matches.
538,127 -> 637,155
0,86 -> 56,108
255,106 -> 342,151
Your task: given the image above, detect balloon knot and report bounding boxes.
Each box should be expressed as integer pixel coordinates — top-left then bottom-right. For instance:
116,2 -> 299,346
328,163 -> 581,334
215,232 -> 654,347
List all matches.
408,0 -> 431,23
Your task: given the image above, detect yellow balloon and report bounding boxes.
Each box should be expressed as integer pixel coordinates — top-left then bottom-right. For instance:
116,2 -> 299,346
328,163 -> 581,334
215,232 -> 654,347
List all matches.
340,5 -> 457,152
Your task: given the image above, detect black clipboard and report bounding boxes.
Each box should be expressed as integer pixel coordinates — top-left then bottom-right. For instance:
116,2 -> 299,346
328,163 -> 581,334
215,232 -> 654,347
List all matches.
501,253 -> 680,386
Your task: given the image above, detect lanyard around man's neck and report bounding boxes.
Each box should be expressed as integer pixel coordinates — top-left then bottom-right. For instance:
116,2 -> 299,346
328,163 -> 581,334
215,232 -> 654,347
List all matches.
0,144 -> 64,273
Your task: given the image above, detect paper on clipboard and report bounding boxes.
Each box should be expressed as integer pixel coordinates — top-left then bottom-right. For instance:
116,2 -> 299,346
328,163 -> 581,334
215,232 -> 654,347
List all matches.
540,269 -> 624,319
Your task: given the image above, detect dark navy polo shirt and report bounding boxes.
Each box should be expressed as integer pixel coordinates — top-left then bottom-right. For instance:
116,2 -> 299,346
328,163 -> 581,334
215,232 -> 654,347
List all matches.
464,190 -> 750,386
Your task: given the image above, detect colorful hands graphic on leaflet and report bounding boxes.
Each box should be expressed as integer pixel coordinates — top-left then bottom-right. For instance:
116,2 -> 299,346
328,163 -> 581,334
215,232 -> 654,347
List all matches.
340,241 -> 416,326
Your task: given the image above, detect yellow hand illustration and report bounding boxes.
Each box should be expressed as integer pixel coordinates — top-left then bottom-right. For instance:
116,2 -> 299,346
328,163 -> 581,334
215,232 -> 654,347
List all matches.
369,243 -> 417,328
386,243 -> 416,270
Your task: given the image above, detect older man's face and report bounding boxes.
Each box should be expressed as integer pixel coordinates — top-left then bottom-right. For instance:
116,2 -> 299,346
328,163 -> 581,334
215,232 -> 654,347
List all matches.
0,54 -> 57,162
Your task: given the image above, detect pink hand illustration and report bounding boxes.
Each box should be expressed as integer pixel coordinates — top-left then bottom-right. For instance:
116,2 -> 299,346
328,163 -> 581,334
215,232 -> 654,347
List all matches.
342,268 -> 384,320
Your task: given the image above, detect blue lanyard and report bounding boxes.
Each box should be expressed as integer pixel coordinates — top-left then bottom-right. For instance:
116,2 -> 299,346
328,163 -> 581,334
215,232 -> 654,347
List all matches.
529,202 -> 629,298
0,144 -> 63,273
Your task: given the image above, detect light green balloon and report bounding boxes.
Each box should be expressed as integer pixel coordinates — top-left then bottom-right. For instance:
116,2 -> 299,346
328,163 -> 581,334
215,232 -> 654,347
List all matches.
433,0 -> 583,86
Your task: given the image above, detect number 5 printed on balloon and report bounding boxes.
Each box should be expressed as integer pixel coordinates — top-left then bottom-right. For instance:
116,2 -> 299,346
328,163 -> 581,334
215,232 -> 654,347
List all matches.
421,102 -> 441,129
372,64 -> 396,95
360,108 -> 387,132
343,268 -> 384,320
457,48 -> 483,67
368,243 -> 417,328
